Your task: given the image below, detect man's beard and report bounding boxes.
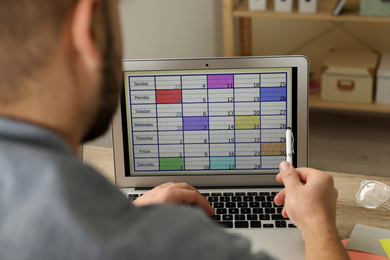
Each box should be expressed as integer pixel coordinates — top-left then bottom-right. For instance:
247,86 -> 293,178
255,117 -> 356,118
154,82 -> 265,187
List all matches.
81,5 -> 122,143
81,54 -> 122,143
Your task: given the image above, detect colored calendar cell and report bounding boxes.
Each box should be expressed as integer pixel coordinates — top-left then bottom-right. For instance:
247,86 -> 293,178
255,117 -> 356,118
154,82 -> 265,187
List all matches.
261,143 -> 286,156
160,158 -> 185,171
260,87 -> 287,102
208,74 -> 234,89
183,116 -> 209,131
210,157 -> 235,170
156,90 -> 182,104
235,116 -> 260,130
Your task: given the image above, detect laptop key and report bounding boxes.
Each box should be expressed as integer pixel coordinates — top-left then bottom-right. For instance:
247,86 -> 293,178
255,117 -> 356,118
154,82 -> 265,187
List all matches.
223,215 -> 233,221
226,202 -> 236,208
259,214 -> 270,220
232,196 -> 242,202
235,215 -> 246,221
247,215 -> 258,221
261,202 -> 272,208
235,221 -> 249,228
253,208 -> 263,214
263,224 -> 274,228
276,221 -> 287,228
213,202 -> 224,208
238,202 -> 248,208
241,208 -> 251,214
251,221 -> 262,228
208,197 -> 219,202
255,196 -> 266,202
220,197 -> 230,202
216,209 -> 227,215
272,214 -> 287,220
243,196 -> 254,202
228,208 -> 239,214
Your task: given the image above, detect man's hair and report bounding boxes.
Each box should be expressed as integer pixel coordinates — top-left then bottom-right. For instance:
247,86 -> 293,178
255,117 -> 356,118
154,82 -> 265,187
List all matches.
0,0 -> 78,94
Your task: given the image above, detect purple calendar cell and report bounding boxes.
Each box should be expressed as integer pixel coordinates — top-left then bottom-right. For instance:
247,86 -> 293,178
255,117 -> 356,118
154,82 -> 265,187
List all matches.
183,116 -> 209,131
208,74 -> 234,89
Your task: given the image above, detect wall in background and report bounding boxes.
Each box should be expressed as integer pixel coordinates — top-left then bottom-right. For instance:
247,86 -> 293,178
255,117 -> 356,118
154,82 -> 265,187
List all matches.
87,0 -> 224,147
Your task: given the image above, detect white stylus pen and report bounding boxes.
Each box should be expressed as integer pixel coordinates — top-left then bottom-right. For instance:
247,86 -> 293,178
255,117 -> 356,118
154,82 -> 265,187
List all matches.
286,127 -> 293,165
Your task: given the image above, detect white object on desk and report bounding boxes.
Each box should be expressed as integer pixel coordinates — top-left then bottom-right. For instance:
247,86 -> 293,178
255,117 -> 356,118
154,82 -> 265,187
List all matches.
298,0 -> 317,13
274,0 -> 293,13
249,0 -> 267,11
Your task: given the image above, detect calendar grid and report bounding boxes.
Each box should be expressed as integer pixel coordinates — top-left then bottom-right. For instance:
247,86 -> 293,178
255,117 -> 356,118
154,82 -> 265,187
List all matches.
128,72 -> 288,173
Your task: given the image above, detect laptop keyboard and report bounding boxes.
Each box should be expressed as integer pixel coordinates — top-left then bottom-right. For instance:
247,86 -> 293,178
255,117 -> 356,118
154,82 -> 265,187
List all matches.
127,191 -> 296,229
202,191 -> 296,229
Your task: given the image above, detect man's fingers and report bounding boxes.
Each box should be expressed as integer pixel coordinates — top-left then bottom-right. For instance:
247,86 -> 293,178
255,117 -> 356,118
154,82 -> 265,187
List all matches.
274,189 -> 286,206
278,161 -> 303,190
135,182 -> 215,216
179,190 -> 215,216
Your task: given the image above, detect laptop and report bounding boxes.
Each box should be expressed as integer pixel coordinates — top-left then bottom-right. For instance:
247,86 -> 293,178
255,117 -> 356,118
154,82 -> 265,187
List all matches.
112,56 -> 309,259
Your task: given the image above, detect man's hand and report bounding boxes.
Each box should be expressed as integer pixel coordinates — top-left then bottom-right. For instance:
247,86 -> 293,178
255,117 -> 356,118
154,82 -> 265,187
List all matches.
274,161 -> 350,260
274,161 -> 338,232
132,182 -> 215,216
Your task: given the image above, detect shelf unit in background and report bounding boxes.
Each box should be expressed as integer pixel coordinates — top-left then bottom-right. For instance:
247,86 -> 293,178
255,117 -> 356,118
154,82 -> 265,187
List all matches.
222,0 -> 390,114
310,93 -> 390,115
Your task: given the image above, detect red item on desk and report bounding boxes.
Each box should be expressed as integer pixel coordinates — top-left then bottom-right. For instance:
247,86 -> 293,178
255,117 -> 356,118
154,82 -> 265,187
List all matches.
342,239 -> 388,260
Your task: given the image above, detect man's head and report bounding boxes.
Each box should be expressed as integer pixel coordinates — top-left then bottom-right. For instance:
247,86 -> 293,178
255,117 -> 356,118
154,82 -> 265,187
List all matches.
0,0 -> 123,149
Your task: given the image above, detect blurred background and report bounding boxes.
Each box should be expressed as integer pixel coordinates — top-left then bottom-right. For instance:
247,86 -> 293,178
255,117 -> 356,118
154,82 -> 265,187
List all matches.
87,0 -> 390,177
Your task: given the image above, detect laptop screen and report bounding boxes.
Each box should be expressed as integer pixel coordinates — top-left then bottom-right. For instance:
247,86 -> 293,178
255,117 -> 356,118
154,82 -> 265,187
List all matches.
113,57 -> 308,187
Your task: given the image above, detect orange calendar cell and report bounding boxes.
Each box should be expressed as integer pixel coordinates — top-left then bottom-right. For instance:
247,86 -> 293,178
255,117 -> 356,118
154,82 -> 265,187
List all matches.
261,142 -> 286,156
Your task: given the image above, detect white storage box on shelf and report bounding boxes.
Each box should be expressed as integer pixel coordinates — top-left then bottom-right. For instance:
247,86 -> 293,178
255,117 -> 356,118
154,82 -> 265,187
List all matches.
321,50 -> 379,103
274,0 -> 293,12
249,0 -> 267,11
299,0 -> 317,13
375,53 -> 390,104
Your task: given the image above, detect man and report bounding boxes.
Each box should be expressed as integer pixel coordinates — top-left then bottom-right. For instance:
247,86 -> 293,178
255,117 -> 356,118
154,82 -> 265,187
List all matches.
0,0 -> 349,259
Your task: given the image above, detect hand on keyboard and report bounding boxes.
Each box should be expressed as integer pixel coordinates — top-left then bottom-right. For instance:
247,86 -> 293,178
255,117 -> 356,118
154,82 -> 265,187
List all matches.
132,182 -> 215,216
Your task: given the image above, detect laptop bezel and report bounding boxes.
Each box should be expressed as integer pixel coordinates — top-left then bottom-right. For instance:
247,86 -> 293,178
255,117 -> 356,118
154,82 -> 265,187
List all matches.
112,56 -> 308,188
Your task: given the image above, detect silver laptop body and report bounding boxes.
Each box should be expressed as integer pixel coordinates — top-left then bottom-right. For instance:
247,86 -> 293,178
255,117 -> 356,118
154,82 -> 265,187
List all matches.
112,56 -> 309,259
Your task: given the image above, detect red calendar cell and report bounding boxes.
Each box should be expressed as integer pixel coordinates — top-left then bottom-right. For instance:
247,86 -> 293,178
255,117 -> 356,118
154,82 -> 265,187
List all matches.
156,90 -> 182,104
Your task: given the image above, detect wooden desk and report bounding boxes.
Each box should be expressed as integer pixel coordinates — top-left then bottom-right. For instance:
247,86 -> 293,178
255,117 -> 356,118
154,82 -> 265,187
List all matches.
83,145 -> 390,240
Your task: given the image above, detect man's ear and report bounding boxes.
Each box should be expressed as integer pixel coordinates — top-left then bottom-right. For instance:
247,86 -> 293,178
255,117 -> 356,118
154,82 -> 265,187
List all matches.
71,0 -> 102,70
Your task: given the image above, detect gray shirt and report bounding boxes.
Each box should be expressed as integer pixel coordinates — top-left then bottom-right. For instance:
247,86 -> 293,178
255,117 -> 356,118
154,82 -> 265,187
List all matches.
0,117 -> 274,260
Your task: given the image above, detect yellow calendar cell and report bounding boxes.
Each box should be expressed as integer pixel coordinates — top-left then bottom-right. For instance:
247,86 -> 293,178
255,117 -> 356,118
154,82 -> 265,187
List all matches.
235,116 -> 260,130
